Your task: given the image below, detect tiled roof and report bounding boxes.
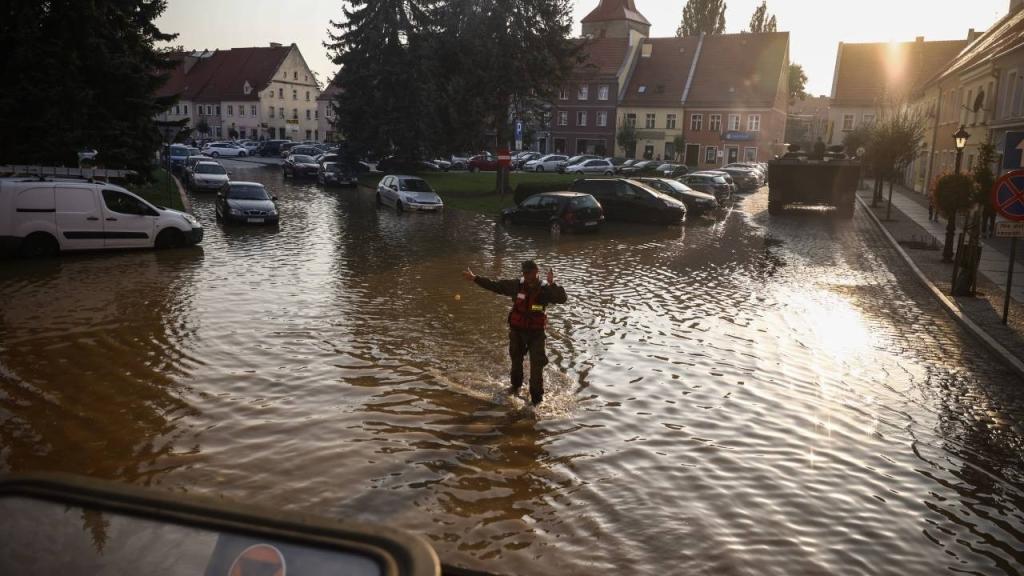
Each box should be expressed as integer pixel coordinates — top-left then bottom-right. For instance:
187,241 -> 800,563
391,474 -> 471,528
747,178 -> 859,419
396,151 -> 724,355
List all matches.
155,53 -> 190,99
581,0 -> 650,25
155,46 -> 292,102
932,8 -> 1024,84
832,39 -> 967,106
620,37 -> 701,107
685,32 -> 789,109
575,37 -> 630,77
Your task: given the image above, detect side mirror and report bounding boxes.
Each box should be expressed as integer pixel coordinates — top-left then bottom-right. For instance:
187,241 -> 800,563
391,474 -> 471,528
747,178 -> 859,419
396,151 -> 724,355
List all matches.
272,196 -> 278,201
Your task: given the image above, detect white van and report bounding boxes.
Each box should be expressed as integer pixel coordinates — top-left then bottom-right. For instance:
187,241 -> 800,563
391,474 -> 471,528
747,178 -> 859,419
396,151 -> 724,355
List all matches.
0,178 -> 203,258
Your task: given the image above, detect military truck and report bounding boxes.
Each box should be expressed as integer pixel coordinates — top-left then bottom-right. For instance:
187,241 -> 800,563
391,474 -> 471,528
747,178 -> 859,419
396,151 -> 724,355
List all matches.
767,153 -> 861,218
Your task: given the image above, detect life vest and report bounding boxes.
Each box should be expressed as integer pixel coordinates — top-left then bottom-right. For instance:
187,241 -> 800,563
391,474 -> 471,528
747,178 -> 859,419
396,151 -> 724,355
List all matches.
508,281 -> 547,330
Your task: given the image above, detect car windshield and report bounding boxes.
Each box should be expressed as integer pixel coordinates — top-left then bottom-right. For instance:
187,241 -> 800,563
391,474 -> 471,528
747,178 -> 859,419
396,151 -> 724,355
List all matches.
292,155 -> 314,163
227,185 -> 269,200
195,164 -> 225,174
569,195 -> 599,209
713,176 -> 728,183
399,179 -> 432,192
170,147 -> 189,157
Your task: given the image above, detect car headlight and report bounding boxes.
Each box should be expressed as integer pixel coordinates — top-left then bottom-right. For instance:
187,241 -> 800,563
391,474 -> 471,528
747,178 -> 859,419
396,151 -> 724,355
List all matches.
268,207 -> 278,215
182,213 -> 200,227
229,208 -> 241,215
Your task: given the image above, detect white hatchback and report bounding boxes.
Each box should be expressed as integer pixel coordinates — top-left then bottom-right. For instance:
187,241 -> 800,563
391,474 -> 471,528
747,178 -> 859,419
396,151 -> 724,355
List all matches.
202,142 -> 247,158
524,154 -> 568,172
376,175 -> 444,213
0,178 -> 203,257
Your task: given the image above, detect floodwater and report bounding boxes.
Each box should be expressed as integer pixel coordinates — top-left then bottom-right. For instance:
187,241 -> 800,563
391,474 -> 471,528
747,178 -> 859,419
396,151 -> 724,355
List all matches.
2,163 -> 1023,575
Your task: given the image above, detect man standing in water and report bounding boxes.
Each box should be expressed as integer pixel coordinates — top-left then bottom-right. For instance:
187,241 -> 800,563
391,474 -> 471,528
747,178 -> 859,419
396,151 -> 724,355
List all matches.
462,261 -> 567,405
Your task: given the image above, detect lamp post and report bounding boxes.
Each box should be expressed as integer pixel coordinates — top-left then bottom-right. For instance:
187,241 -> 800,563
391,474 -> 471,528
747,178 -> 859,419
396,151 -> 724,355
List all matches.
944,125 -> 970,263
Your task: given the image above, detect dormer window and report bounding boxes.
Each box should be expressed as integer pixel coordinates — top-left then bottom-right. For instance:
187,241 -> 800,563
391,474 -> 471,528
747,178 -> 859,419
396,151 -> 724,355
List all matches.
638,85 -> 647,94
243,81 -> 252,95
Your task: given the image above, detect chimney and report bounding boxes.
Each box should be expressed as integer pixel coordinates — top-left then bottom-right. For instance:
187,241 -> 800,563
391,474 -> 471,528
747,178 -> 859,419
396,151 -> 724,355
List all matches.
269,42 -> 282,48
915,36 -> 924,43
967,28 -> 983,43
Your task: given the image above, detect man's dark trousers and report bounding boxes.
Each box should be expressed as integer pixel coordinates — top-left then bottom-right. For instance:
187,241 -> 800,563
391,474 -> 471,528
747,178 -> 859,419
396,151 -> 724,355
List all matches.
509,329 -> 547,404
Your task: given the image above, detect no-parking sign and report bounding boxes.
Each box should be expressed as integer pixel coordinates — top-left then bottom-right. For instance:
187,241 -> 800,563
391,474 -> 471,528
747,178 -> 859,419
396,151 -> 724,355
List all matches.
992,169 -> 1024,222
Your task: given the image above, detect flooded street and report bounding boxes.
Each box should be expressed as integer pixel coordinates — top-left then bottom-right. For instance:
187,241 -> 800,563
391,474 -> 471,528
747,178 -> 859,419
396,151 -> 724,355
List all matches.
2,162 -> 1024,575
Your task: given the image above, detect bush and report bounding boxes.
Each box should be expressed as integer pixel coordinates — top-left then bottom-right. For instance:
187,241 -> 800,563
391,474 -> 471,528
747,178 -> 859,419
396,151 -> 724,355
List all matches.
934,173 -> 975,218
513,180 -> 574,205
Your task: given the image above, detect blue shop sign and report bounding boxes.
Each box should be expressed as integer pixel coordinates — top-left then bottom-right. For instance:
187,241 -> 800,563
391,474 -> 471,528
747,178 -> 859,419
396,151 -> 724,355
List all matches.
723,131 -> 755,141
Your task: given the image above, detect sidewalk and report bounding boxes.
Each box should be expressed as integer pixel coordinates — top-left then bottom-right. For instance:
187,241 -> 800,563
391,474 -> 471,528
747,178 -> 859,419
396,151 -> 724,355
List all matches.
859,180 -> 1024,374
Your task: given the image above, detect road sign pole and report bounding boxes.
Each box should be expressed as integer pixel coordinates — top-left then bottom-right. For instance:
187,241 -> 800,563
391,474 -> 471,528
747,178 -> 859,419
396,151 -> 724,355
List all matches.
1005,237 -> 1017,325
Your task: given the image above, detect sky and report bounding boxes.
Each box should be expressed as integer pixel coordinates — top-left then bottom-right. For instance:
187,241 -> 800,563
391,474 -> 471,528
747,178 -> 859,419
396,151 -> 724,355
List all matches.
156,0 -> 1010,96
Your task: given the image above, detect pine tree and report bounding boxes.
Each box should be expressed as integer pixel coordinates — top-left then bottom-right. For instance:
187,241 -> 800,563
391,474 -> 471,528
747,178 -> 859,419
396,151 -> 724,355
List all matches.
0,0 -> 177,177
326,0 -> 435,161
676,0 -> 727,37
748,1 -> 777,33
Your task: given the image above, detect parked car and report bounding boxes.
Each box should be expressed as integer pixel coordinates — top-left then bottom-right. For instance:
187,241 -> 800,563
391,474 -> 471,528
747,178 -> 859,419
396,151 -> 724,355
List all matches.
693,170 -> 737,194
258,140 -> 291,157
239,140 -> 260,154
524,154 -> 568,172
468,154 -> 498,172
278,142 -> 298,158
376,175 -> 444,213
656,163 -> 689,178
558,155 -> 600,173
565,158 -> 615,175
567,178 -> 686,224
215,182 -> 279,225
183,154 -> 213,177
283,154 -> 319,179
317,162 -> 357,187
432,158 -> 452,171
288,145 -> 321,157
680,173 -> 732,201
718,166 -> 761,191
501,191 -> 604,234
605,157 -> 630,169
514,152 -> 542,170
635,177 -> 719,216
450,153 -> 471,170
1,177 -> 202,257
188,161 -> 230,192
618,159 -> 661,176
202,142 -> 247,158
166,144 -> 192,172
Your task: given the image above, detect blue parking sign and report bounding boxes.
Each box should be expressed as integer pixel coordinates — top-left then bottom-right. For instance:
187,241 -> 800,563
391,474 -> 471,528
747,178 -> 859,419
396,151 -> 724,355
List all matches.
1003,131 -> 1024,170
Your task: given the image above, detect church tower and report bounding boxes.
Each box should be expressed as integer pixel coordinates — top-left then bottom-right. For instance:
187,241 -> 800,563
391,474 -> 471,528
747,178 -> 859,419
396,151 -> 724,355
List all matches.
580,0 -> 651,43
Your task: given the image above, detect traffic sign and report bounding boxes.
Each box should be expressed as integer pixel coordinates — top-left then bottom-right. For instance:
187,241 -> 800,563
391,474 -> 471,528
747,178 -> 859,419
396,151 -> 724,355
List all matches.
993,169 -> 1024,221
996,221 -> 1024,237
497,148 -> 511,168
1003,131 -> 1024,169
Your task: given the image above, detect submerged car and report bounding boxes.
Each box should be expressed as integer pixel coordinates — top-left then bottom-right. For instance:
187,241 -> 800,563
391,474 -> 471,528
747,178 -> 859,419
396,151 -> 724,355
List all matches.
317,162 -> 357,187
635,177 -> 719,216
376,175 -> 444,212
283,154 -> 319,178
501,191 -> 604,234
215,182 -> 279,225
567,177 -> 686,224
188,161 -> 229,192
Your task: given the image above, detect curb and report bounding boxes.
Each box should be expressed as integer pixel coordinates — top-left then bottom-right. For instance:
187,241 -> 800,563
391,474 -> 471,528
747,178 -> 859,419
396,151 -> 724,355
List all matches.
171,173 -> 192,215
856,194 -> 1024,380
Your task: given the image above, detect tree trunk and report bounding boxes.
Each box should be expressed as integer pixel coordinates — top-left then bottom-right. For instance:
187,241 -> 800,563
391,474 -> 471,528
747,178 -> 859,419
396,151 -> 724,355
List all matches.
942,207 -> 957,262
886,178 -> 894,220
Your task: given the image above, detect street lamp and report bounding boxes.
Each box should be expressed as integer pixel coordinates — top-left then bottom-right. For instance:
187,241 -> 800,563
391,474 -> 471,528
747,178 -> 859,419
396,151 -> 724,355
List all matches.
953,125 -> 970,174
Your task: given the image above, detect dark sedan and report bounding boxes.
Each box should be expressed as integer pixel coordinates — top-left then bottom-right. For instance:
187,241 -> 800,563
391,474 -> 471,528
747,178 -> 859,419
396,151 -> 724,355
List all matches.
215,182 -> 279,225
567,178 -> 686,224
680,173 -> 732,201
283,154 -> 319,178
501,192 -> 604,234
635,177 -> 719,216
317,162 -> 357,187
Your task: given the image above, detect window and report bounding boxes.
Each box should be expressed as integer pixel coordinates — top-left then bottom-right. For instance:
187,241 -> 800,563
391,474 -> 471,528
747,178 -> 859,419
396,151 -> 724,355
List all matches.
306,130 -> 312,140
293,71 -> 297,80
666,114 -> 677,129
598,85 -> 609,100
269,89 -> 274,99
306,91 -> 310,101
690,114 -> 703,131
214,126 -> 222,138
842,114 -> 855,131
174,105 -> 180,115
251,105 -> 256,117
645,113 -> 655,129
279,107 -> 284,118
638,85 -> 647,94
269,107 -> 275,118
278,88 -> 283,98
705,146 -> 717,164
625,113 -> 637,128
863,113 -> 875,125
306,109 -> 311,120
728,114 -> 740,130
315,110 -> 319,120
744,147 -> 757,162
102,190 -> 151,215
1005,72 -> 1016,119
227,105 -> 233,116
559,87 -> 568,100
292,108 -> 298,119
183,105 -> 188,115
709,114 -> 722,132
748,114 -> 761,131
597,111 -> 607,127
238,106 -> 244,117
577,111 -> 587,126
293,89 -> 297,100
558,111 -> 568,126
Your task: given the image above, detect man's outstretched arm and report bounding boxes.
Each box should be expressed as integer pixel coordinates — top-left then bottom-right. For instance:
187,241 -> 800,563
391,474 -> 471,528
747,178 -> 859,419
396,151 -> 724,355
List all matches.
463,268 -> 518,297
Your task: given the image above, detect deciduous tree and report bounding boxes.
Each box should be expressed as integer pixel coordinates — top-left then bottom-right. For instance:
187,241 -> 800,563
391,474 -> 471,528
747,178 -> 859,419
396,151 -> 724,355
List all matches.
676,0 -> 727,37
748,1 -> 777,33
789,64 -> 807,103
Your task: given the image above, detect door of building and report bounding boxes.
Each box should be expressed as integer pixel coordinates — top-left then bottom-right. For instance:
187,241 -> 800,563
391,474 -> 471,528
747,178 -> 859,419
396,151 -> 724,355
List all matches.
684,144 -> 700,167
643,145 -> 655,160
726,147 -> 739,164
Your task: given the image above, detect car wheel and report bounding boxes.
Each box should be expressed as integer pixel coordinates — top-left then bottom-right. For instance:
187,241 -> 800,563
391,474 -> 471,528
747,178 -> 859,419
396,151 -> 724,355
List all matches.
470,166 -> 478,173
239,151 -> 246,157
19,232 -> 59,258
536,166 -> 544,172
549,220 -> 562,235
604,170 -> 614,175
502,214 -> 513,226
155,228 -> 185,249
211,152 -> 220,158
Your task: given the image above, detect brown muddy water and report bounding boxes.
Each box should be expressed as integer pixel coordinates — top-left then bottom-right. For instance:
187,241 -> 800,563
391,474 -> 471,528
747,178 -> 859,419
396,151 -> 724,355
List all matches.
1,163 -> 1023,575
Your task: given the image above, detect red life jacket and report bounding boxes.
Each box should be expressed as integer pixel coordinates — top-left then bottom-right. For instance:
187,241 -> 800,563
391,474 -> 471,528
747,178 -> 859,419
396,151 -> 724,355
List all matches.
508,281 -> 546,330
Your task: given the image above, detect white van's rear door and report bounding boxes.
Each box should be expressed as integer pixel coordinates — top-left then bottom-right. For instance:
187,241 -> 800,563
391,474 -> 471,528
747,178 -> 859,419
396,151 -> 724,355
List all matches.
55,186 -> 104,250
